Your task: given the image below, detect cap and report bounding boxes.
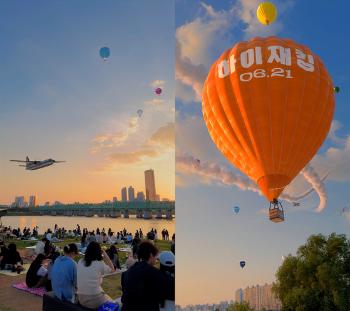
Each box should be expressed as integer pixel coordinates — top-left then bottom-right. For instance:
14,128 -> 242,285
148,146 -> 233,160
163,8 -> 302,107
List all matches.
158,251 -> 175,267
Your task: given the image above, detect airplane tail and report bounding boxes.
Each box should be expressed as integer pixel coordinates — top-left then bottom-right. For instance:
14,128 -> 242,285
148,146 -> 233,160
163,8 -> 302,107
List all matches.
26,156 -> 29,162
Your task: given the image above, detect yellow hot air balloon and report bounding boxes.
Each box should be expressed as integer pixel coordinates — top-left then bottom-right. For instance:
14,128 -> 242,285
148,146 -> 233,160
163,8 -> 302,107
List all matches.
257,2 -> 277,25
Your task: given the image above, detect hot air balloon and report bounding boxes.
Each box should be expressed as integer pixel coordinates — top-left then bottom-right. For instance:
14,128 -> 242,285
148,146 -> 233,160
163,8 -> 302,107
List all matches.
137,109 -> 143,117
99,47 -> 110,61
334,86 -> 340,93
257,2 -> 277,25
240,261 -> 246,268
202,37 -> 335,222
233,206 -> 240,214
155,87 -> 162,95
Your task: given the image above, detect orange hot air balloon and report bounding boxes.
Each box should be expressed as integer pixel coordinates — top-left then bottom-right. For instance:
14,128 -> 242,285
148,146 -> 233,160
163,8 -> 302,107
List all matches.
202,37 -> 335,221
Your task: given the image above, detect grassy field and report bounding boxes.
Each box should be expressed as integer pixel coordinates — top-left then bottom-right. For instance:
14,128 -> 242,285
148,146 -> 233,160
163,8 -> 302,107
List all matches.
6,237 -> 172,299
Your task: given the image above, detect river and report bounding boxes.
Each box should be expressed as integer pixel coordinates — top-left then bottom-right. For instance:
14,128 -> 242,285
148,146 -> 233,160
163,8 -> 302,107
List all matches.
1,216 -> 175,235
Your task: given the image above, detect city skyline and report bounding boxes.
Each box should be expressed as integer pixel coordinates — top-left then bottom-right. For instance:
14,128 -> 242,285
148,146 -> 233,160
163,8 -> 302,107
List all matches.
7,168 -> 168,206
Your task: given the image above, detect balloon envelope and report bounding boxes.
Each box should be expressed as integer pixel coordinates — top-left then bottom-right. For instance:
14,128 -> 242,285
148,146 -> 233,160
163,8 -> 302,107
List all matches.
137,109 -> 143,117
234,206 -> 240,214
155,87 -> 162,95
240,261 -> 246,268
99,47 -> 110,60
202,37 -> 335,202
334,86 -> 340,93
257,2 -> 277,25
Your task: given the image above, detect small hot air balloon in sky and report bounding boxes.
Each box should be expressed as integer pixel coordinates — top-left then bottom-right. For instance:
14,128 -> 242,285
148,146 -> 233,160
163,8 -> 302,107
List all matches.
202,37 -> 335,223
334,86 -> 340,93
233,206 -> 240,214
257,2 -> 277,25
155,87 -> 162,95
240,261 -> 246,268
99,47 -> 110,61
137,109 -> 143,118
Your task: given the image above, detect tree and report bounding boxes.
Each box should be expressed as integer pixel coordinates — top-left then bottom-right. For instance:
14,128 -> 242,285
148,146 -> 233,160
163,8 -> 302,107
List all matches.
227,302 -> 254,311
273,233 -> 350,311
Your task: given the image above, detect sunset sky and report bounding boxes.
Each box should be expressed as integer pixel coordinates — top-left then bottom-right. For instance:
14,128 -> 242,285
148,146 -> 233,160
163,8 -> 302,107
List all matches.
175,0 -> 350,306
0,1 -> 174,205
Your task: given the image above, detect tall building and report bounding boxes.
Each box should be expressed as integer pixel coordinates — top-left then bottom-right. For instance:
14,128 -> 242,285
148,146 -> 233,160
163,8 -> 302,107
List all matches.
128,186 -> 135,201
121,187 -> 127,202
235,289 -> 243,304
136,191 -> 145,202
14,196 -> 25,208
236,283 -> 281,310
28,195 -> 37,207
144,169 -> 157,201
112,196 -> 118,203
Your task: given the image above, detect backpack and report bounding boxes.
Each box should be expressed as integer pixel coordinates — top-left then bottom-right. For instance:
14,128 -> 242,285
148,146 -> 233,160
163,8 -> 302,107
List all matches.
98,301 -> 120,311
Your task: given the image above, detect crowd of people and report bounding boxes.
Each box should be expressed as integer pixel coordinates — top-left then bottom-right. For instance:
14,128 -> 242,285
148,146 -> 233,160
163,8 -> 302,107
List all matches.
0,225 -> 39,240
0,224 -> 175,310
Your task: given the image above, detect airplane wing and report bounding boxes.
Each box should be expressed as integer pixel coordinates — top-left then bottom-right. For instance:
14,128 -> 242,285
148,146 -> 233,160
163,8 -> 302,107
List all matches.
10,160 -> 33,163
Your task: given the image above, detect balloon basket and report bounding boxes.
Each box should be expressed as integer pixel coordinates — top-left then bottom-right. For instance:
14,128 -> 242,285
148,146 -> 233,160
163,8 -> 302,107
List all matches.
269,199 -> 284,223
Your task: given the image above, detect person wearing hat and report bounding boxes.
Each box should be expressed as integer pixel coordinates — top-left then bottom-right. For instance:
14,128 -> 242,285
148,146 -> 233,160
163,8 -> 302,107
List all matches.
159,251 -> 175,311
121,241 -> 166,311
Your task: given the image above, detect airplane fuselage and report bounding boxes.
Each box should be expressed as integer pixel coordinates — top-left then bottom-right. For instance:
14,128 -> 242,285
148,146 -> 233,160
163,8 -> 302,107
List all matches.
26,160 -> 55,170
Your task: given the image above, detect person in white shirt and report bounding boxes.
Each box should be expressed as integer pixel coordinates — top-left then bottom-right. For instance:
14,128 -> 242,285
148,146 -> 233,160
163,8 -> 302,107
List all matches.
77,241 -> 116,309
95,233 -> 103,244
45,232 -> 52,242
35,238 -> 48,255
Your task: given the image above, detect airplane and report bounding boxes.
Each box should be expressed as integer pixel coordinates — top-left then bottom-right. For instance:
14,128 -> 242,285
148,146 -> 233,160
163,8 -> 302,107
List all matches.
10,156 -> 66,170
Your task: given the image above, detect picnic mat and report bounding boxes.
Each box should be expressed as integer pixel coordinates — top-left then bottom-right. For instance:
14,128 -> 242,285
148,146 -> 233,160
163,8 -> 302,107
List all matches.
0,263 -> 30,276
12,282 -> 46,297
118,248 -> 132,252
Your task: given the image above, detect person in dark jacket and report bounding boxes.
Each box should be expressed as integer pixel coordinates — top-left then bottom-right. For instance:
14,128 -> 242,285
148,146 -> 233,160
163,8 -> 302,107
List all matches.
106,245 -> 121,270
0,243 -> 24,273
26,253 -> 50,289
121,241 -> 166,311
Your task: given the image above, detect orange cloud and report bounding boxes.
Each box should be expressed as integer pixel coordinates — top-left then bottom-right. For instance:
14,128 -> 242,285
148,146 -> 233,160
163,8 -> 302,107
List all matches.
109,149 -> 159,164
148,122 -> 174,148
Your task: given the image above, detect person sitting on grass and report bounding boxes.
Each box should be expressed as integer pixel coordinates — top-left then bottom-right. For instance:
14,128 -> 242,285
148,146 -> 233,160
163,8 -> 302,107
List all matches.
159,251 -> 175,311
121,241 -> 166,311
26,253 -> 51,289
77,241 -> 116,309
0,241 -> 7,263
0,243 -> 24,273
51,243 -> 79,303
35,237 -> 48,255
106,245 -> 121,270
44,239 -> 55,258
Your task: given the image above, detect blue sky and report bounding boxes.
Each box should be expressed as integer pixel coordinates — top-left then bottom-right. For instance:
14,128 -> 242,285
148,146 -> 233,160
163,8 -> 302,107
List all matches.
175,0 -> 350,306
0,1 -> 175,204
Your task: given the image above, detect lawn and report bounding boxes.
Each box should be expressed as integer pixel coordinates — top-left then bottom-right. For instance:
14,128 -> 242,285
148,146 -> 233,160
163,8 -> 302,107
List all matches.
8,238 -> 172,299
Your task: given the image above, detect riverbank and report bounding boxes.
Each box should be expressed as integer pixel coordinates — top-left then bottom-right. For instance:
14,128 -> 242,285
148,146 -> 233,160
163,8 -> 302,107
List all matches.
1,215 -> 174,235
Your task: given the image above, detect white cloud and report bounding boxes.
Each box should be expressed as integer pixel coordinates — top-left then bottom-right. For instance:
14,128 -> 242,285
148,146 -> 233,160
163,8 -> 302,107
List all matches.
237,0 -> 290,39
175,1 -> 294,103
91,116 -> 140,154
176,151 -> 328,212
144,99 -> 165,106
150,80 -> 166,88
